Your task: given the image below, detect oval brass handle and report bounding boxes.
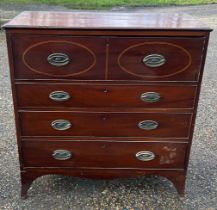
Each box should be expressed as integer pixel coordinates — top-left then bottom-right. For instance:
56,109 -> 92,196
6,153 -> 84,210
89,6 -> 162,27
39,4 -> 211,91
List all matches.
140,92 -> 161,103
143,54 -> 166,68
51,119 -> 71,131
52,149 -> 72,160
138,120 -> 158,130
135,151 -> 155,161
47,53 -> 70,66
49,91 -> 71,102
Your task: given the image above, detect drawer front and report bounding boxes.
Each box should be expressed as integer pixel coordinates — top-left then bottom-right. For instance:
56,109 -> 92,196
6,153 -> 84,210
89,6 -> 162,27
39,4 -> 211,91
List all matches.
22,140 -> 187,168
19,112 -> 192,138
108,37 -> 205,81
16,83 -> 197,109
12,35 -> 106,79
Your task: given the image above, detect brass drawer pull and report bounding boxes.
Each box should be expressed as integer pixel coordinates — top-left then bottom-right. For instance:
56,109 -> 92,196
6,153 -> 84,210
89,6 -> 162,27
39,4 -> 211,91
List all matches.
49,91 -> 71,102
138,120 -> 158,130
47,53 -> 70,66
143,54 -> 166,68
51,119 -> 71,130
135,151 -> 155,161
52,149 -> 72,160
140,92 -> 161,102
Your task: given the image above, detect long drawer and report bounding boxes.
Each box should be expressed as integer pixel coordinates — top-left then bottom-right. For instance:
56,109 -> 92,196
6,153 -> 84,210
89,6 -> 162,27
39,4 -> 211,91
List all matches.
22,140 -> 187,168
19,111 -> 192,138
16,83 -> 197,109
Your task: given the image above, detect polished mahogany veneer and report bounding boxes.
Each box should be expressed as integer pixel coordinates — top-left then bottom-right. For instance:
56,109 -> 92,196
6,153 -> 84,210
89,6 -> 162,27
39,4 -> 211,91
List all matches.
109,37 -> 205,81
3,11 -> 212,199
19,111 -> 192,138
3,11 -> 210,30
12,35 -> 106,79
16,83 -> 197,109
22,141 -> 187,168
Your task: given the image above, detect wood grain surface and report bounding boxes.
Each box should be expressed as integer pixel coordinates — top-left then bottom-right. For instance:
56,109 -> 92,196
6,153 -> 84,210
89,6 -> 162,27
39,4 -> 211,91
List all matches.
3,11 -> 212,31
22,140 -> 187,168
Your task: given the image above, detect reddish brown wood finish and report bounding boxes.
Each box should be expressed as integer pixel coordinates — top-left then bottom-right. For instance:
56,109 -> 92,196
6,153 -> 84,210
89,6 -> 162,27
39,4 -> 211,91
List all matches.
2,11 -> 211,31
109,37 -> 205,81
16,83 -> 197,109
22,137 -> 189,142
3,11 -> 212,199
19,111 -> 192,138
22,140 -> 187,168
20,168 -> 186,199
12,35 -> 106,79
6,28 -> 210,36
11,34 -> 205,81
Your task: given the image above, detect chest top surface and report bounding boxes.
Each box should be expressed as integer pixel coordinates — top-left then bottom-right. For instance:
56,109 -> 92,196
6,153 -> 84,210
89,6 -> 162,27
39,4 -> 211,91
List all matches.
2,11 -> 212,31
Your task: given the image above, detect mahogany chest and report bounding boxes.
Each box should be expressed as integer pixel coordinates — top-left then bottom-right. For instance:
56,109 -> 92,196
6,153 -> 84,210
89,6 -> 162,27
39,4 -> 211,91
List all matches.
3,11 -> 212,198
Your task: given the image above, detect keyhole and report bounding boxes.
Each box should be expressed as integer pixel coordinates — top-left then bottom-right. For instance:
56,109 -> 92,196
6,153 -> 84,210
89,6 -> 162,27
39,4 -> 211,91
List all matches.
102,117 -> 107,121
101,145 -> 106,149
103,88 -> 108,93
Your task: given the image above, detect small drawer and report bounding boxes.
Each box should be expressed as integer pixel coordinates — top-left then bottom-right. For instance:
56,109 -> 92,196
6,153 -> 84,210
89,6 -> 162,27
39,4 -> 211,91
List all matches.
22,140 -> 187,168
19,111 -> 192,138
16,83 -> 197,109
11,35 -> 106,79
108,37 -> 205,81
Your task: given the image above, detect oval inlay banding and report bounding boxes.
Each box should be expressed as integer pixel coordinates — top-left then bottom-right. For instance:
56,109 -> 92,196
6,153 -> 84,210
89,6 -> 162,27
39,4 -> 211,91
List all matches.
118,41 -> 192,79
22,40 -> 96,77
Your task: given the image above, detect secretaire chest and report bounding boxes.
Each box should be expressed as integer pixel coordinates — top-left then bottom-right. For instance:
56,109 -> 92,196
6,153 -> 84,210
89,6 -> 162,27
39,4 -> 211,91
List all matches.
2,11 -> 212,198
